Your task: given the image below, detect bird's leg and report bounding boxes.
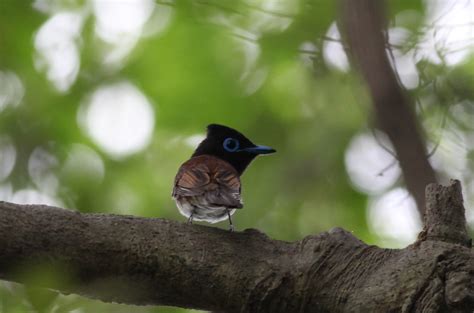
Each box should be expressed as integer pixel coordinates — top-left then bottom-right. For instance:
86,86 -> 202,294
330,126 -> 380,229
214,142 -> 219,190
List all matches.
187,212 -> 194,224
227,210 -> 234,232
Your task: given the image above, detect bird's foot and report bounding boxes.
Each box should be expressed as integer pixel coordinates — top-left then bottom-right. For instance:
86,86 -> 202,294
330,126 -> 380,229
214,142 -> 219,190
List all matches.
226,210 -> 234,232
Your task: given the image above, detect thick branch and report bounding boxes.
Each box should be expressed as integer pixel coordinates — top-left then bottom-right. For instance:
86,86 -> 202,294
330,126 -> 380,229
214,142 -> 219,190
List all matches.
0,181 -> 473,313
340,0 -> 437,214
0,202 -> 293,311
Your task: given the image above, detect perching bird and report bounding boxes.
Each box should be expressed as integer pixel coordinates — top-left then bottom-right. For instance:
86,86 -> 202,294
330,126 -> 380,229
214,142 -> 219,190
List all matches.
172,124 -> 276,231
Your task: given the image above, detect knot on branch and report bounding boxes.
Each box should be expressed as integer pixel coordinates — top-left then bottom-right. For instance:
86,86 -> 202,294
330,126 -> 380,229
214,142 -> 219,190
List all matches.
420,180 -> 471,247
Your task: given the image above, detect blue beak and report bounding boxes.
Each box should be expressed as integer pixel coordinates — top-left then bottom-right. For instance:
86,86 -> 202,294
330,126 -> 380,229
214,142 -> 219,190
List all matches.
241,145 -> 276,155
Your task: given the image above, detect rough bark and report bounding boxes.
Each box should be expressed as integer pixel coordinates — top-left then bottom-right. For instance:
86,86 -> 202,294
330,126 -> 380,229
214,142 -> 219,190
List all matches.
0,180 -> 472,312
340,0 -> 437,214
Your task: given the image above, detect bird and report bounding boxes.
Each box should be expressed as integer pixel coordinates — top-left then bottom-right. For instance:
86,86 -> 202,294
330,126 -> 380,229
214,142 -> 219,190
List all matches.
172,124 -> 276,231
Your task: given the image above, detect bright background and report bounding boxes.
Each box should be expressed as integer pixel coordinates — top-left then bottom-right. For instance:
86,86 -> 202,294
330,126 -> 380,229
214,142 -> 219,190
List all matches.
0,0 -> 473,312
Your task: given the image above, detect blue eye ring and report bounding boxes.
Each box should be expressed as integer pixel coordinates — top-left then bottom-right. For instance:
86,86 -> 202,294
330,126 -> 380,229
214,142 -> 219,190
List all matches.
223,137 -> 240,152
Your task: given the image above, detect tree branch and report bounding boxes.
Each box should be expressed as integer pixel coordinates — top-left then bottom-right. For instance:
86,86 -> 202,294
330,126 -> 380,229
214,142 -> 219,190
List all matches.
419,179 -> 471,246
340,0 -> 437,214
0,180 -> 472,312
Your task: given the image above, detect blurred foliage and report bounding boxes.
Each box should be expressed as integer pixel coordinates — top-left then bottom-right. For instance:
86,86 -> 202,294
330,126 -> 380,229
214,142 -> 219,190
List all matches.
1,0 -> 473,312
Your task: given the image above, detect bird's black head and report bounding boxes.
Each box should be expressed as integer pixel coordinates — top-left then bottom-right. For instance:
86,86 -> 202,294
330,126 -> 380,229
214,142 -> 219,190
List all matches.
192,124 -> 276,175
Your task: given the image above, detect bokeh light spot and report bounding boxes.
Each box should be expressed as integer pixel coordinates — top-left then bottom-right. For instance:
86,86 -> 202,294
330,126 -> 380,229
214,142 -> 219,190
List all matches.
388,27 -> 420,89
79,81 -> 155,159
323,23 -> 349,72
11,189 -> 62,207
421,0 -> 474,65
245,0 -> 297,34
28,146 -> 59,195
0,71 -> 24,112
345,132 -> 401,194
62,144 -> 105,185
368,188 -> 422,247
428,125 -> 468,179
237,41 -> 267,95
0,136 -> 16,182
92,0 -> 155,43
185,134 -> 206,149
0,183 -> 13,201
92,0 -> 160,67
34,11 -> 83,92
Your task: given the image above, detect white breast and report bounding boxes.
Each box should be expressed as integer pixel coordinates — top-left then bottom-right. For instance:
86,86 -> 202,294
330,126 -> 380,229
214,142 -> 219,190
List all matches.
174,197 -> 237,223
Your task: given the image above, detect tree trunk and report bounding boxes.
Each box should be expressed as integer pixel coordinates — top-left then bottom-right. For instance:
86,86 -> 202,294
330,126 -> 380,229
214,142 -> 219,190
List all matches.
0,180 -> 472,312
340,0 -> 437,214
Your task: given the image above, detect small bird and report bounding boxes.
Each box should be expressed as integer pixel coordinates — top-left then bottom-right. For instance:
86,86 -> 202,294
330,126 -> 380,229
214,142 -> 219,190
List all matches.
172,124 -> 276,231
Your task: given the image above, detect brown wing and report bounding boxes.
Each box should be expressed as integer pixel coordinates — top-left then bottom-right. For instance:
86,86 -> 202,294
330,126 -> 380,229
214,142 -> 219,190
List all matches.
173,155 -> 243,208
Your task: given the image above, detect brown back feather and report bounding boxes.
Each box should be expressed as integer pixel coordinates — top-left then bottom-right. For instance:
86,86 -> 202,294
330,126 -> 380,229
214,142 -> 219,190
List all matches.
173,155 -> 242,208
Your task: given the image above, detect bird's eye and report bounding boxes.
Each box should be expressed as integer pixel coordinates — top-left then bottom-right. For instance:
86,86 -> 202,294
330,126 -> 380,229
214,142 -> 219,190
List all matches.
223,137 -> 240,152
